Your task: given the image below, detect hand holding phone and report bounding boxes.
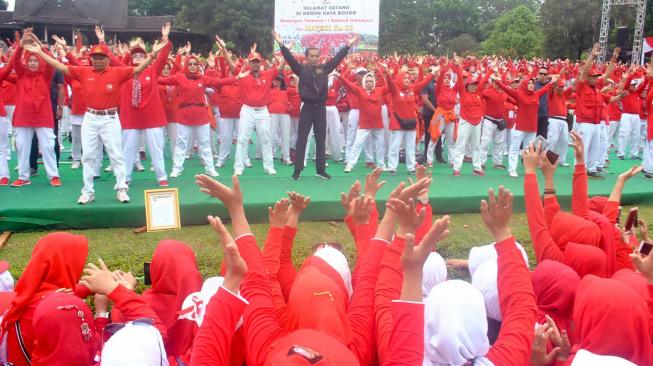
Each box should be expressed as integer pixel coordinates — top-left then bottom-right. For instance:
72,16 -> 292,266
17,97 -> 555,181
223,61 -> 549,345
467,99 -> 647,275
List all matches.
638,241 -> 652,256
545,150 -> 559,165
534,135 -> 549,152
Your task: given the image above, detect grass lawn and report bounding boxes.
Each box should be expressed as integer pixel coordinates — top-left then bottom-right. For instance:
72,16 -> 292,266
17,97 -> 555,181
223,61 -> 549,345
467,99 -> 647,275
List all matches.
3,205 -> 653,283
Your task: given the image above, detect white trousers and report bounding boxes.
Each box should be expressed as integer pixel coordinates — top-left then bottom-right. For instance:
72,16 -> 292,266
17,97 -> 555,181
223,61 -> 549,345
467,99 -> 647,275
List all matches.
641,119 -> 648,152
508,130 -> 536,175
339,111 -> 349,146
643,140 -> 653,173
217,118 -> 238,164
269,113 -> 292,162
15,127 -> 59,181
58,106 -> 71,144
597,122 -> 608,169
452,119 -> 482,171
575,122 -> 601,172
326,106 -> 343,161
166,122 -> 177,158
427,118 -> 456,164
347,128 -> 385,169
478,119 -> 507,166
211,107 -> 220,157
234,106 -> 274,171
122,127 -> 167,182
0,116 -> 9,179
608,121 -> 619,150
290,117 -> 299,149
346,109 -> 373,163
70,115 -> 83,162
547,117 -> 569,165
173,123 -> 216,174
382,104 -> 390,160
81,113 -> 127,195
618,113 -> 641,158
388,129 -> 416,171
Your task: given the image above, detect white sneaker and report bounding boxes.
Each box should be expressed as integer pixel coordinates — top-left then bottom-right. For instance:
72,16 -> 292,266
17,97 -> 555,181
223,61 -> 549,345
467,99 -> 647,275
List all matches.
215,160 -> 224,168
77,193 -> 95,205
149,166 -> 155,172
265,168 -> 277,175
206,170 -> 220,177
508,171 -> 519,178
117,189 -> 130,203
71,161 -> 81,170
244,160 -> 253,168
344,165 -> 353,173
234,169 -> 243,176
104,164 -> 112,172
170,170 -> 181,178
134,162 -> 145,172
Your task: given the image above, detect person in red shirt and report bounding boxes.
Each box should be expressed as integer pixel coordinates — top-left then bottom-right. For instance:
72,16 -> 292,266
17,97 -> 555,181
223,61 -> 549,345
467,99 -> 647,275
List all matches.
11,38 -> 61,188
618,70 -> 647,160
0,49 -> 15,186
159,61 -> 180,158
267,75 -> 292,165
643,70 -> 653,179
479,76 -> 510,170
428,64 -> 459,166
23,30 -> 167,204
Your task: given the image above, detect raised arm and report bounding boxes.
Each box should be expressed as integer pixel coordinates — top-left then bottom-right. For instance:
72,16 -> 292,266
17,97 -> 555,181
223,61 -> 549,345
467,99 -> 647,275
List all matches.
578,43 -> 599,83
323,36 -> 357,74
21,36 -> 69,75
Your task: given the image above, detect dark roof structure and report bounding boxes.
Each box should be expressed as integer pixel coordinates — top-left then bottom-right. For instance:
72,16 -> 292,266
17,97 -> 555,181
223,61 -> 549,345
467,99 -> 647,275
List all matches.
13,0 -> 129,28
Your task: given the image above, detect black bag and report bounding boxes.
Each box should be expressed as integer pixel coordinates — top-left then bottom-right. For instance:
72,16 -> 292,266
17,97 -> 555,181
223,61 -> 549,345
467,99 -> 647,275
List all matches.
488,117 -> 507,131
394,113 -> 417,130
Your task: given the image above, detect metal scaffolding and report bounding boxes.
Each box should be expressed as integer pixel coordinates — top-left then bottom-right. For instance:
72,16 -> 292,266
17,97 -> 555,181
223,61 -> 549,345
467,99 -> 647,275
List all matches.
597,0 -> 648,65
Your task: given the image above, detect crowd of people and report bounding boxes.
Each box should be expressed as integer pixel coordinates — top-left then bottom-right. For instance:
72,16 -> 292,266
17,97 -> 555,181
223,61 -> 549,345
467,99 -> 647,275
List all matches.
0,25 -> 651,204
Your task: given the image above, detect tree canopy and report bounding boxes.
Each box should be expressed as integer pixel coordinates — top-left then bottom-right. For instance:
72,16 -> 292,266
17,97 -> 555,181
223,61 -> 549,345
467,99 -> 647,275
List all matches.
481,5 -> 543,58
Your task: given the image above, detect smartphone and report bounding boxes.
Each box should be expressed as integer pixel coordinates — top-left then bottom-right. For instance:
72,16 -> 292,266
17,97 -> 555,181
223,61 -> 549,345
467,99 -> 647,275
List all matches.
625,207 -> 639,232
534,135 -> 549,151
545,150 -> 559,165
638,241 -> 653,256
143,262 -> 152,286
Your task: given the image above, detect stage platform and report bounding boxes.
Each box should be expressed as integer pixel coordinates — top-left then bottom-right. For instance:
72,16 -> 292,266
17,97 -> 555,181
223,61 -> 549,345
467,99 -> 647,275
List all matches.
1,143 -> 652,232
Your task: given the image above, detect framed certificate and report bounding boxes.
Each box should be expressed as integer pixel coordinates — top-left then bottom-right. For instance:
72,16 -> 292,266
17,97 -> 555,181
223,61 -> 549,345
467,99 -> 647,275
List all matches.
144,188 -> 181,232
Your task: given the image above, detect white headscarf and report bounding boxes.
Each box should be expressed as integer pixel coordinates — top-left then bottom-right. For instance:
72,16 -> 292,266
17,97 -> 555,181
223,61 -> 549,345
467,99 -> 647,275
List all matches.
361,72 -> 376,90
314,245 -> 353,298
422,252 -> 447,299
101,321 -> 169,366
471,260 -> 501,321
468,242 -> 529,277
0,270 -> 14,292
572,350 -> 636,365
423,280 -> 492,366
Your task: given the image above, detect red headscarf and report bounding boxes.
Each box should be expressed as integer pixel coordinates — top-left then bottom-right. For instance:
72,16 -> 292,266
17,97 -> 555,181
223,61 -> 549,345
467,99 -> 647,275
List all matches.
1,232 -> 88,331
286,256 -> 352,346
562,243 -> 607,278
265,329 -> 360,365
570,276 -> 653,365
21,52 -> 50,115
611,269 -> 649,301
531,260 -> 580,340
588,196 -> 608,213
549,212 -> 601,251
183,56 -> 202,79
141,240 -> 202,356
30,292 -> 98,366
587,210 -> 617,276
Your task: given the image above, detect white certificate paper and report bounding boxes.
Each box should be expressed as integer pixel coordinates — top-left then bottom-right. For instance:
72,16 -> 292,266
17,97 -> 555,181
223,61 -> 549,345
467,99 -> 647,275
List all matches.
145,189 -> 181,231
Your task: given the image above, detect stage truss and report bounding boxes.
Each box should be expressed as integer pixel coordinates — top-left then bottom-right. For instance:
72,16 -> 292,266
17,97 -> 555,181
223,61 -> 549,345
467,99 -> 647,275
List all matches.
598,0 -> 647,64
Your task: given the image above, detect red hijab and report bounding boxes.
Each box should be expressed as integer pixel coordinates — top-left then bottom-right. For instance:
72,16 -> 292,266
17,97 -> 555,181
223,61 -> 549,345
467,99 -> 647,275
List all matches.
587,210 -> 617,276
611,269 -> 649,301
265,329 -> 360,365
31,292 -> 98,366
21,52 -> 50,114
141,240 -> 202,357
570,276 -> 653,365
1,232 -> 88,331
550,212 -> 601,251
183,56 -> 202,79
531,260 -> 580,340
286,256 -> 352,346
562,243 -> 607,278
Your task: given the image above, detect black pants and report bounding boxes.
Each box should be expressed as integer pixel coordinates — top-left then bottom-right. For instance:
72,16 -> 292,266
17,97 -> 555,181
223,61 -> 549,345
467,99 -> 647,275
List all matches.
537,115 -> 549,138
30,114 -> 60,171
423,112 -> 443,161
294,103 -> 327,174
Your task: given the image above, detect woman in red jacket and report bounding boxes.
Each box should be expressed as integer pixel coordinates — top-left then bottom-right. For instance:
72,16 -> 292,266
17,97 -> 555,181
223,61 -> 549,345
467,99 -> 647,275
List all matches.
159,61 -> 180,158
11,44 -> 61,187
267,76 -> 292,165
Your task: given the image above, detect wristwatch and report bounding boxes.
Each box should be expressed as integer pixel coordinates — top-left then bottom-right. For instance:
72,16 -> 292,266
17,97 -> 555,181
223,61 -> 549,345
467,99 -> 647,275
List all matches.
96,312 -> 110,319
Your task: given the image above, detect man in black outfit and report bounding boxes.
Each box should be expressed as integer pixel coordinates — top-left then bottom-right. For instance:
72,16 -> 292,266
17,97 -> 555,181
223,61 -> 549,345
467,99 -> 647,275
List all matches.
273,30 -> 357,180
420,68 -> 445,164
535,66 -> 550,138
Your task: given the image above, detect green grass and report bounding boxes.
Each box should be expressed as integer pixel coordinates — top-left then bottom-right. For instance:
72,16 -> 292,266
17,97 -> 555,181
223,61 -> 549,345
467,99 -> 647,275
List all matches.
3,205 -> 653,282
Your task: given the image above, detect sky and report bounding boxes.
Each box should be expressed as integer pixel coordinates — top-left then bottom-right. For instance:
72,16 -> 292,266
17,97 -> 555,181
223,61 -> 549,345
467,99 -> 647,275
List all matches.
6,0 -> 13,11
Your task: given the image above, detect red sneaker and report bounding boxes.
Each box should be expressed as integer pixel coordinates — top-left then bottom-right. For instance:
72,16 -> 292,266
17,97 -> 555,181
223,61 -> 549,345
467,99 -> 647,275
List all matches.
50,177 -> 62,187
0,177 -> 8,186
366,162 -> 377,169
453,170 -> 461,177
472,170 -> 485,177
159,180 -> 169,187
11,179 -> 31,187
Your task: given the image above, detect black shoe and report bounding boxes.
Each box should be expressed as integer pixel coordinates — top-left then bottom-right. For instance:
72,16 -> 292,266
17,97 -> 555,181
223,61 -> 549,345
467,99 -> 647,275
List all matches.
587,171 -> 605,180
644,172 -> 653,179
316,171 -> 331,180
292,170 -> 301,180
632,156 -> 642,160
30,168 -> 39,177
435,155 -> 446,164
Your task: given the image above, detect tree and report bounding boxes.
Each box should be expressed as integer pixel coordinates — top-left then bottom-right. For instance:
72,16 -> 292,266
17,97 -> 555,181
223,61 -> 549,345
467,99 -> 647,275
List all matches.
443,33 -> 480,55
379,0 -> 435,54
128,0 -> 180,16
0,0 -> 7,11
431,0 -> 481,47
481,5 -> 543,58
540,0 -> 602,60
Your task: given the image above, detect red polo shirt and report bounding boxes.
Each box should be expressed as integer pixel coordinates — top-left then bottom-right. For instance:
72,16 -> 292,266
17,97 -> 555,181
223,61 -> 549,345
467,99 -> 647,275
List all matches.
238,68 -> 279,108
67,65 -> 134,110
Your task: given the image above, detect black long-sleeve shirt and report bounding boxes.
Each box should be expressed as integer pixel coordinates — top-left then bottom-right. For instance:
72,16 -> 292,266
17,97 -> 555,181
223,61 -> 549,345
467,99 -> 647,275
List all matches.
279,44 -> 350,106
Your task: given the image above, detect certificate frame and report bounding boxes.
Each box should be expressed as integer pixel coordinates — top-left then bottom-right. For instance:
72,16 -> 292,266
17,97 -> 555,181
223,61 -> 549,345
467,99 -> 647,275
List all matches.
144,188 -> 181,232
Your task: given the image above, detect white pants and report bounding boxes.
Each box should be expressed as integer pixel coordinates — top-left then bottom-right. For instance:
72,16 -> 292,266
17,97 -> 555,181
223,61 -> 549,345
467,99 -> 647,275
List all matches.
15,127 -> 59,181
347,128 -> 385,169
427,118 -> 456,164
382,104 -> 390,161
269,113 -> 291,163
576,122 -> 600,172
0,116 -> 9,179
452,119 -> 482,171
326,106 -> 343,161
81,113 -> 127,195
290,117 -> 299,149
479,118 -> 507,166
346,109 -> 373,163
211,107 -> 220,157
643,140 -> 653,173
6,105 -> 15,156
166,122 -> 177,158
217,118 -> 237,164
388,129 -> 416,171
508,130 -> 536,175
598,122 -> 608,169
608,121 -> 619,150
339,111 -> 349,146
641,119 -> 648,152
58,106 -> 71,144
547,117 -> 569,165
122,127 -> 167,182
173,123 -> 216,174
234,106 -> 274,171
618,113 -> 641,158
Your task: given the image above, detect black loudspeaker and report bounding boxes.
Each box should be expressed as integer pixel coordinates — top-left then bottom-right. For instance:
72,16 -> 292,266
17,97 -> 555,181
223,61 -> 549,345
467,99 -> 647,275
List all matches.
616,26 -> 630,51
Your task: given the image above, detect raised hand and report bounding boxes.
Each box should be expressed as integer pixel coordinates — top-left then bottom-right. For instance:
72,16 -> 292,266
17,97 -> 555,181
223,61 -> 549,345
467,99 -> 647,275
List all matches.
364,168 -> 386,200
569,131 -> 584,163
152,39 -> 168,56
268,198 -> 290,228
480,186 -> 513,242
347,34 -> 360,47
237,70 -> 251,80
207,216 -> 247,293
540,151 -> 558,178
195,174 -> 243,210
161,22 -> 171,41
215,35 -> 227,50
287,191 -> 311,213
250,42 -> 257,54
522,142 -> 542,174
618,165 -> 643,182
340,180 -> 362,215
271,30 -> 283,44
51,35 -> 67,47
387,198 -> 425,235
530,323 -> 563,366
94,25 -> 105,42
544,315 -> 571,361
351,196 -> 374,225
80,258 -> 119,295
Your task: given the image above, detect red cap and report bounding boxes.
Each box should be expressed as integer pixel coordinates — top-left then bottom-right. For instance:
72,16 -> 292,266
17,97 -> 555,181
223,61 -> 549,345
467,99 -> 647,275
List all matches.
464,75 -> 480,86
130,46 -> 146,55
89,44 -> 109,57
588,67 -> 602,77
0,260 -> 9,273
510,77 -> 521,84
248,52 -> 262,62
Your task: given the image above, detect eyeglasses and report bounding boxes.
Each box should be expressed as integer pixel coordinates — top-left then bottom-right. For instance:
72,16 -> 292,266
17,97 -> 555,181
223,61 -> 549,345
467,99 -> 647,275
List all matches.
538,72 -> 548,76
187,62 -> 198,66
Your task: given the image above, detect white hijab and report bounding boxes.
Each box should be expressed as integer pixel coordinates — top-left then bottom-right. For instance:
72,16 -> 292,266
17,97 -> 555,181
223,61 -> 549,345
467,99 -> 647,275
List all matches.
468,242 -> 529,277
423,280 -> 492,366
314,245 -> 353,298
0,271 -> 14,292
572,350 -> 636,365
101,321 -> 169,366
422,252 -> 447,299
471,260 -> 501,321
